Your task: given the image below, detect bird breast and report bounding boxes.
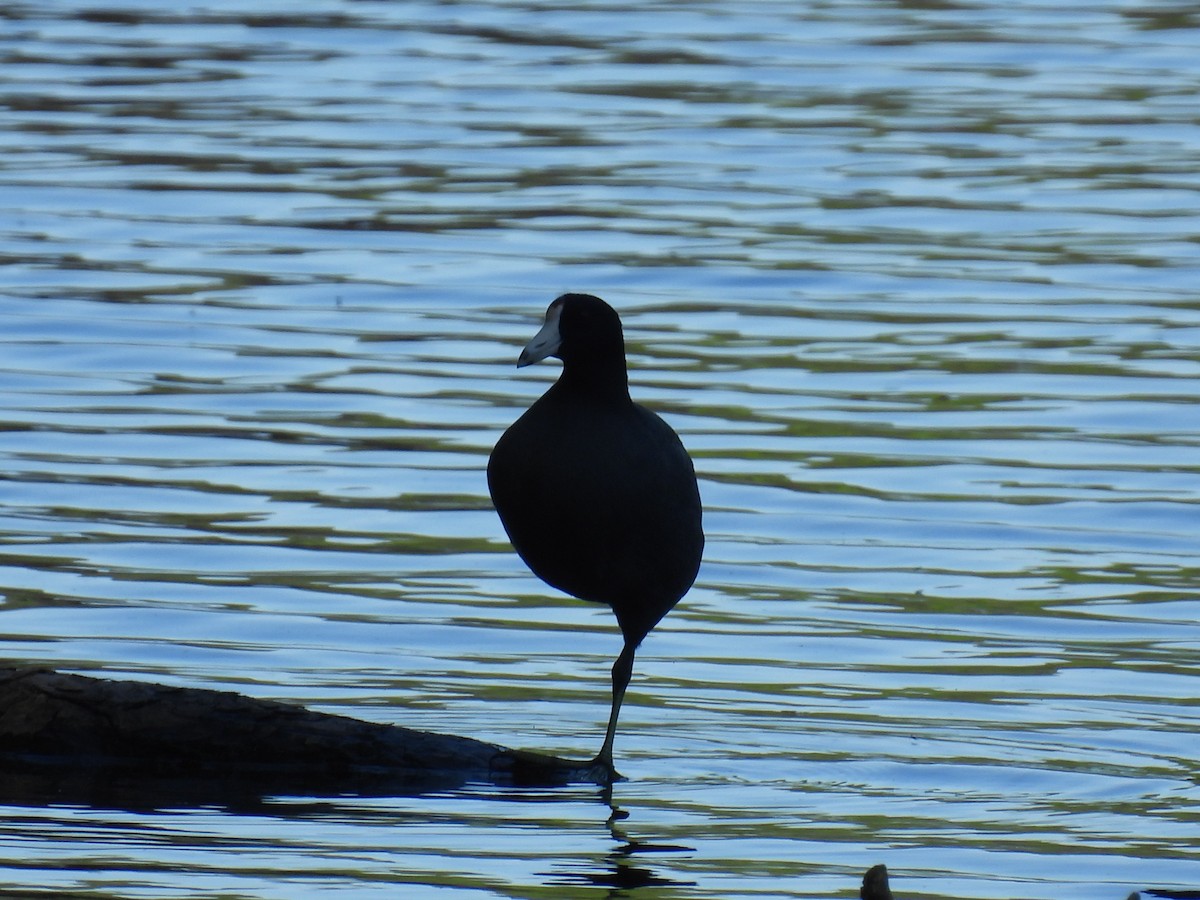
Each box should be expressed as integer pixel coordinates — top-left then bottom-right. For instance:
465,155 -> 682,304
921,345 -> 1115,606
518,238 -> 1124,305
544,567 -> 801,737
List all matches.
488,398 -> 702,610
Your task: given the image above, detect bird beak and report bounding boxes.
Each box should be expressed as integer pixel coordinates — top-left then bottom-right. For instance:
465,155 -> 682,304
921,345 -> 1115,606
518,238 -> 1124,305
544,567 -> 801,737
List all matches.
517,302 -> 563,367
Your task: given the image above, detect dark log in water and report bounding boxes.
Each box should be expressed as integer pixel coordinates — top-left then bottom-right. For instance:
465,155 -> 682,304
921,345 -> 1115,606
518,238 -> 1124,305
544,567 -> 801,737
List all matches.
0,667 -> 606,805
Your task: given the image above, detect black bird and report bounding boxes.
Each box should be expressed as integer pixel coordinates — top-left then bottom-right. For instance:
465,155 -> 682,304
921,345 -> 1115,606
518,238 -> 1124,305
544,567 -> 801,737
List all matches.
487,293 -> 704,778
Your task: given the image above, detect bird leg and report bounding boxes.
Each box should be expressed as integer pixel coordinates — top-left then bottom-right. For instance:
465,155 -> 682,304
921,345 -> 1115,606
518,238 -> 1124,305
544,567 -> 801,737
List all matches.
592,638 -> 637,779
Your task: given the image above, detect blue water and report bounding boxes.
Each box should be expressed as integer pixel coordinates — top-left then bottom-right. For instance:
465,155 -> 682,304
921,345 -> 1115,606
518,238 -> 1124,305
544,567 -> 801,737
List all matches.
1,1 -> 1198,897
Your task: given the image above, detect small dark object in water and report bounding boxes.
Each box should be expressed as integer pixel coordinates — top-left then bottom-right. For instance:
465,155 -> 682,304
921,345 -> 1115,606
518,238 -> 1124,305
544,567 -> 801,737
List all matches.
861,864 -> 895,900
488,294 -> 703,779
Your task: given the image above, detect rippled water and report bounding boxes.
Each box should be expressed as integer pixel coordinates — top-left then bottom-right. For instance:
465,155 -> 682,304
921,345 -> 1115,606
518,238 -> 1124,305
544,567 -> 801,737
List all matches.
2,1 -> 1199,898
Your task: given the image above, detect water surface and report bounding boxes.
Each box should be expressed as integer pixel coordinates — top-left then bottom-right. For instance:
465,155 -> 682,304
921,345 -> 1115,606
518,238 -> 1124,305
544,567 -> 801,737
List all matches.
1,1 -> 1199,898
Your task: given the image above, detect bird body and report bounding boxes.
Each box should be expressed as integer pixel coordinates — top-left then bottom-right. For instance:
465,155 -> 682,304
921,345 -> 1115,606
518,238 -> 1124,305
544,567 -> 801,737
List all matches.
487,293 -> 703,776
491,387 -> 701,640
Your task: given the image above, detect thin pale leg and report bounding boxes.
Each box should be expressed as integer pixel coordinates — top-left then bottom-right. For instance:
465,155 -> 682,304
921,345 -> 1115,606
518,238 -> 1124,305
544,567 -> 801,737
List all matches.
592,640 -> 636,776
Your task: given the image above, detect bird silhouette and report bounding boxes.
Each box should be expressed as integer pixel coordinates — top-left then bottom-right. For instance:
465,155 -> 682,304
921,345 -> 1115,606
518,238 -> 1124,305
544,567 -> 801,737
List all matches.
488,293 -> 704,779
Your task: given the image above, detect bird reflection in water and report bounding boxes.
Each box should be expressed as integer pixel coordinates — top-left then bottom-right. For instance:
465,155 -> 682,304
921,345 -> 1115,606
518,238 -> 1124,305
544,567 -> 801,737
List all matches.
536,785 -> 697,894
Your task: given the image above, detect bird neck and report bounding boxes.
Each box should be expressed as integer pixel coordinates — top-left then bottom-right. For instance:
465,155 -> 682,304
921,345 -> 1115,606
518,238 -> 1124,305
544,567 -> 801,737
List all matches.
557,356 -> 631,402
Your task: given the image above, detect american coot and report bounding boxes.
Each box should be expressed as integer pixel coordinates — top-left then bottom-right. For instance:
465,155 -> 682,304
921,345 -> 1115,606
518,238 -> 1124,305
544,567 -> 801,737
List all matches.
488,293 -> 704,779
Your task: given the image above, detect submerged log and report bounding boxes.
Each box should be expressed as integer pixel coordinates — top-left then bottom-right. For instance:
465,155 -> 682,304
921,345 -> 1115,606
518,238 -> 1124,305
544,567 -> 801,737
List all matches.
0,667 -> 606,805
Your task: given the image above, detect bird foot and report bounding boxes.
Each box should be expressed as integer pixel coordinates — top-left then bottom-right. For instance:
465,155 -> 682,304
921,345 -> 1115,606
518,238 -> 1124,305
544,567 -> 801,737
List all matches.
584,755 -> 625,785
498,748 -> 622,786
